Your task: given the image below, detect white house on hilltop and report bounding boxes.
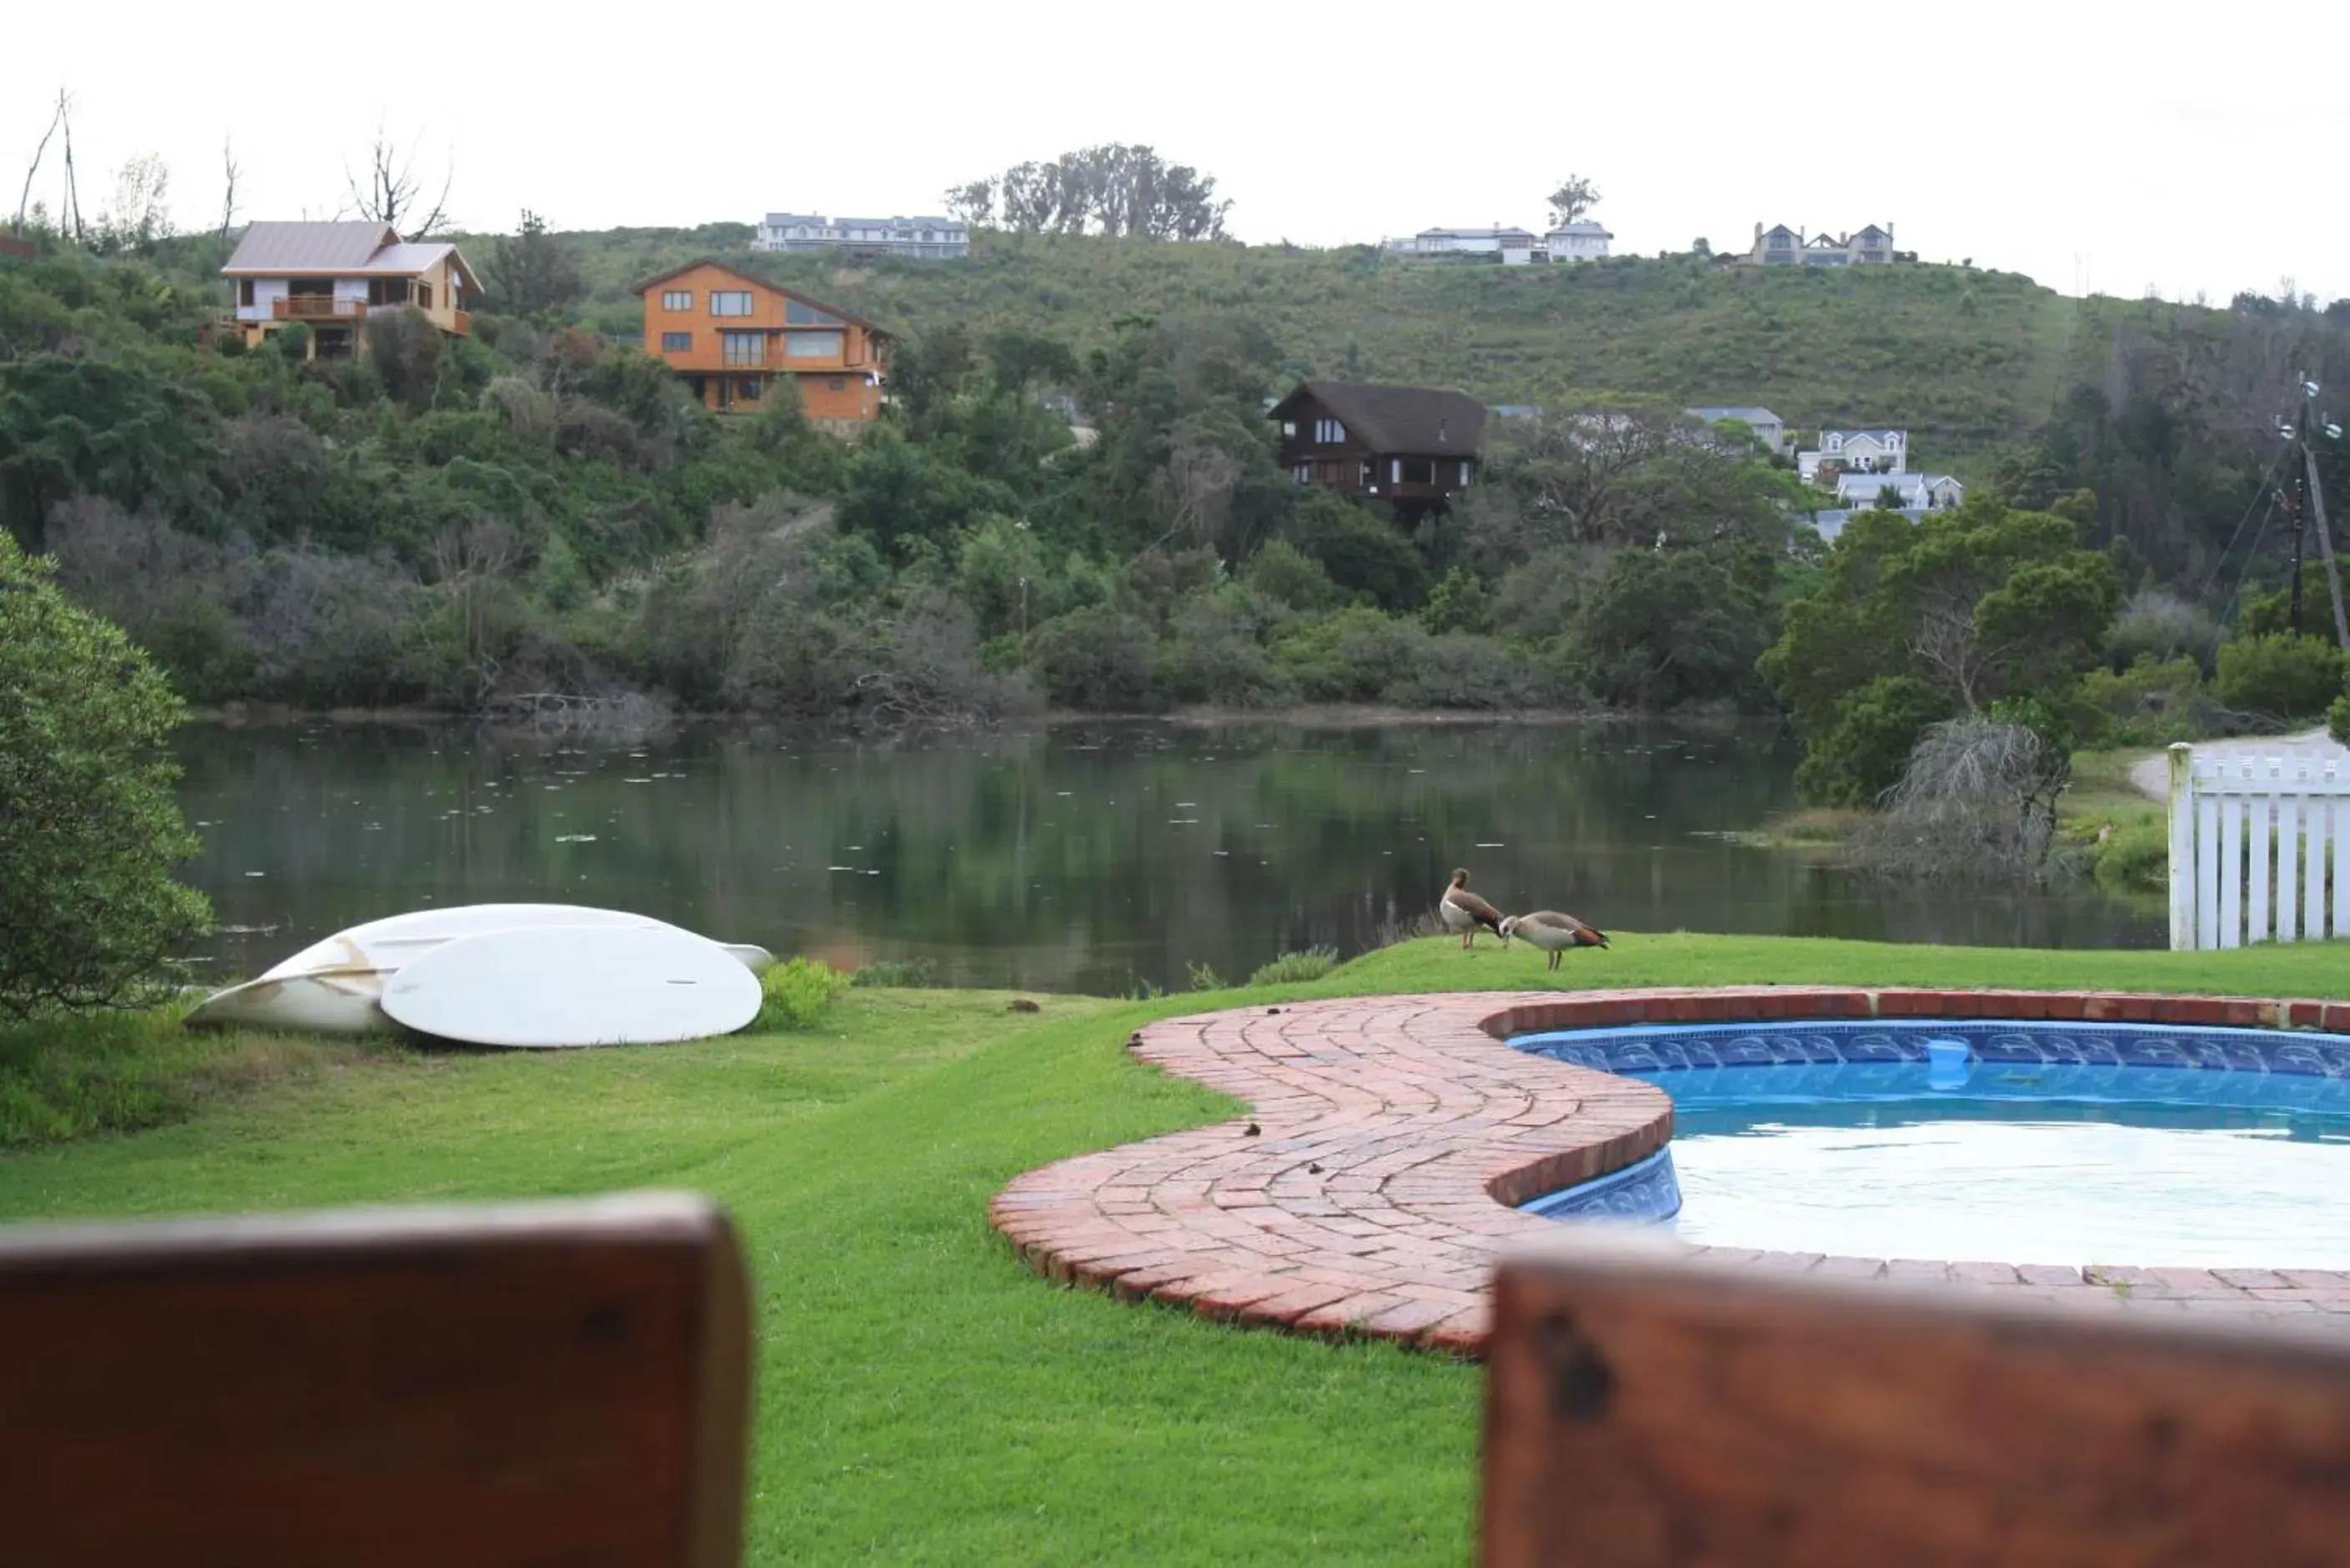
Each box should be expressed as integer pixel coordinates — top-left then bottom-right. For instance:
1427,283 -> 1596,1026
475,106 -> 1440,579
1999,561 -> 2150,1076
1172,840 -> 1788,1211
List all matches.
1833,471 -> 1964,511
1386,225 -> 1543,264
1386,223 -> 1610,264
1545,221 -> 1613,262
754,214 -> 969,259
1798,429 -> 1908,481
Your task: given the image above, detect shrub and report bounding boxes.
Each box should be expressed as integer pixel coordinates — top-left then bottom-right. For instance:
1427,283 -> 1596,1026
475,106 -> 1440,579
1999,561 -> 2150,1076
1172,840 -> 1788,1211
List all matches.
1282,491 -> 1430,611
2106,587 -> 2221,671
2214,633 -> 2346,723
0,536 -> 212,1017
852,956 -> 941,989
1795,675 -> 1957,806
2091,818 -> 2169,895
1247,947 -> 1339,986
1242,538 -> 1344,611
1185,960 -> 1228,991
1025,604 -> 1161,712
756,957 -> 853,1030
1848,716 -> 2064,884
2332,689 -> 2350,749
1274,606 -> 1421,702
2076,656 -> 2216,746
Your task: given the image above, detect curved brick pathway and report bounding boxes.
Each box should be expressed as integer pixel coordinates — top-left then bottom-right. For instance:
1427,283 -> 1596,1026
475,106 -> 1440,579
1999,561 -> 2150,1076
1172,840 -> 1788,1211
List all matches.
990,987 -> 2350,1357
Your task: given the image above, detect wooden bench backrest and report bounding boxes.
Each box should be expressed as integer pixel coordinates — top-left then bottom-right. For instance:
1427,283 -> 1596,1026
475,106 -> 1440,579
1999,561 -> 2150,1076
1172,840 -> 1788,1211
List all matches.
1483,1233 -> 2350,1568
0,1192 -> 749,1568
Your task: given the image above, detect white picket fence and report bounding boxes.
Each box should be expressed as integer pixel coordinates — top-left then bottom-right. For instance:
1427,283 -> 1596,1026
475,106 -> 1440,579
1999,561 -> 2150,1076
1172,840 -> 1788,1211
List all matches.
2166,743 -> 2350,950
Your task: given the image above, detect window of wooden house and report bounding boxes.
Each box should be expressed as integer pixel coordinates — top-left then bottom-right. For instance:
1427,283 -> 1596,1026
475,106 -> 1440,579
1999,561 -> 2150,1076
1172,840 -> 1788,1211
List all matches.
1458,458 -> 1475,487
1281,421 -> 1297,438
783,299 -> 841,325
663,290 -> 693,310
238,279 -> 255,307
784,330 -> 844,360
1293,463 -> 1312,483
1314,418 -> 1345,444
417,282 -> 432,310
710,291 -> 754,317
739,377 -> 763,400
1399,457 -> 1435,485
1359,460 -> 1374,488
721,331 -> 766,366
662,331 -> 692,352
827,376 -> 846,391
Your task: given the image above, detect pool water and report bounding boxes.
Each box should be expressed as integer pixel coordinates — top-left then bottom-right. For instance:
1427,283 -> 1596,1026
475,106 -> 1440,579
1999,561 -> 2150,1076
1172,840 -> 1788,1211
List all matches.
1510,1022 -> 2350,1268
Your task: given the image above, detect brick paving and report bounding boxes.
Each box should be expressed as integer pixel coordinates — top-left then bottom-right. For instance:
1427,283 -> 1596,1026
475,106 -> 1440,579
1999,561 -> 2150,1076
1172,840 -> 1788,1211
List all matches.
989,986 -> 2350,1357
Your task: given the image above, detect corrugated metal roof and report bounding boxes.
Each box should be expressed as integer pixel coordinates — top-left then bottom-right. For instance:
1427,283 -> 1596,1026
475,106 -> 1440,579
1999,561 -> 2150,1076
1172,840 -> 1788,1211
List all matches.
222,221 -> 397,274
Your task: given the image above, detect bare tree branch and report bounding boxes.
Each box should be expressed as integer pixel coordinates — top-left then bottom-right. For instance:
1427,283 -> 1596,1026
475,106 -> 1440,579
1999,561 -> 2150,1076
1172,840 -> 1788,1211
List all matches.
15,89 -> 68,234
343,124 -> 453,236
217,138 -> 240,255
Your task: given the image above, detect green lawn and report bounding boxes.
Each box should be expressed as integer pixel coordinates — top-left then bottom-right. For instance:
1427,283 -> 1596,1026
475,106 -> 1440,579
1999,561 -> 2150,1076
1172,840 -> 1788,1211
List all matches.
6,933 -> 2350,1564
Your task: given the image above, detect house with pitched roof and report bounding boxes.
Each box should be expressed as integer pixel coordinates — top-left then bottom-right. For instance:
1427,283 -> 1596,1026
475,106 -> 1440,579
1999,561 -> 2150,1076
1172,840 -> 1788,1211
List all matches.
1798,428 -> 1909,481
1833,471 -> 1964,511
1687,405 -> 1788,456
1269,381 -> 1485,517
631,260 -> 890,420
220,221 -> 481,358
1743,223 -> 1903,266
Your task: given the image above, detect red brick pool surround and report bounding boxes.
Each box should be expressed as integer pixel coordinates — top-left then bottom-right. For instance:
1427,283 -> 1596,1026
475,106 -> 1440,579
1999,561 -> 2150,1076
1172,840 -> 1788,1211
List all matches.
988,987 -> 2350,1357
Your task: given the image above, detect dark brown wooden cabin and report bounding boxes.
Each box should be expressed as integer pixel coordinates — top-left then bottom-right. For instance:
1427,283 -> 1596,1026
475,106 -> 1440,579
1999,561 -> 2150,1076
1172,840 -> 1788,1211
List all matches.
1269,381 -> 1486,519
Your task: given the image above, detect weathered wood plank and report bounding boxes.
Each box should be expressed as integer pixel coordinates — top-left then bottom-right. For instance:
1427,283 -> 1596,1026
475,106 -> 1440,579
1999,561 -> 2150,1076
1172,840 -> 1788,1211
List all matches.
0,1193 -> 750,1568
1483,1232 -> 2350,1568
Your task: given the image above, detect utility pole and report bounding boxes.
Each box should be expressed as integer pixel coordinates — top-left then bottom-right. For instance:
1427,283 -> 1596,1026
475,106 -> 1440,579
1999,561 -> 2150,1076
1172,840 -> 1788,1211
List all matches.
2283,376 -> 2350,649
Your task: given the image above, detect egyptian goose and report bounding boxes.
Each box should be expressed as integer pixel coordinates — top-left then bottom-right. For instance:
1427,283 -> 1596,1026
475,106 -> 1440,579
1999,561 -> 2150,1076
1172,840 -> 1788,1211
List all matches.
1499,910 -> 1609,970
1439,869 -> 1506,949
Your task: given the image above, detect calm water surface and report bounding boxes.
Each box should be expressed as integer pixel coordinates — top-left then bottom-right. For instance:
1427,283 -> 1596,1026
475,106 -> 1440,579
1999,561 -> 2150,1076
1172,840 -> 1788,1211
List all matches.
174,719 -> 2162,993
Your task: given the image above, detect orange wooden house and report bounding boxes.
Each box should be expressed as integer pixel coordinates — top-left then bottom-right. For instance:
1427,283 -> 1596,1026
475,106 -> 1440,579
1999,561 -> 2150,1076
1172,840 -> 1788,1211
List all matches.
631,260 -> 887,420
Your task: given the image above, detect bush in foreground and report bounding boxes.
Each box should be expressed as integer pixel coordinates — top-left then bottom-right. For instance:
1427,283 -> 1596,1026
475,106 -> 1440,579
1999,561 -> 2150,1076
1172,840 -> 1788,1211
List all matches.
1247,947 -> 1339,986
0,537 -> 212,1018
757,957 -> 853,1030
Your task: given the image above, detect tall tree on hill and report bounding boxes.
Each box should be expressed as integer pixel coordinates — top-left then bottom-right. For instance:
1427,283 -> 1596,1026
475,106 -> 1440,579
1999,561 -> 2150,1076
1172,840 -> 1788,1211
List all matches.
488,211 -> 586,315
1547,174 -> 1600,227
942,179 -> 996,228
958,145 -> 1228,240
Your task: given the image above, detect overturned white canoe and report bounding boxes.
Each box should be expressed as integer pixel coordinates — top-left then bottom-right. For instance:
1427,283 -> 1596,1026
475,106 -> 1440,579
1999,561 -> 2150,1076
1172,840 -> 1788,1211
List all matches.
187,905 -> 774,1035
381,925 -> 764,1049
260,905 -> 774,979
183,967 -> 395,1035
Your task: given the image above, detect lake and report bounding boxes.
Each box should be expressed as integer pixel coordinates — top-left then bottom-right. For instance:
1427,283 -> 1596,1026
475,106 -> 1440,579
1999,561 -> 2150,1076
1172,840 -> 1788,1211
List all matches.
174,718 -> 2164,995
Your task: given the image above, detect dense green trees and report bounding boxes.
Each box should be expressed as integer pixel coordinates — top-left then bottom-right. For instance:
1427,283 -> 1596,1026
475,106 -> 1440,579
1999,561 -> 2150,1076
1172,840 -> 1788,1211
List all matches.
1761,500 -> 2120,804
0,535 -> 211,1016
18,234 -> 2342,754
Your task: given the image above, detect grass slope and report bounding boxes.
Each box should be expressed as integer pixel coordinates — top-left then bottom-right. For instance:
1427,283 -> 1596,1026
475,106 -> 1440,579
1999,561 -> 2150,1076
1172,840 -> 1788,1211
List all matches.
506,225 -> 2191,473
8,934 -> 2349,1564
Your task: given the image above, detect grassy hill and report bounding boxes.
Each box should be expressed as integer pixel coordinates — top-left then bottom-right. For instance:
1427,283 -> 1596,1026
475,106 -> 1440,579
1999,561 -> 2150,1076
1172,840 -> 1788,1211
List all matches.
490,224 -> 2151,476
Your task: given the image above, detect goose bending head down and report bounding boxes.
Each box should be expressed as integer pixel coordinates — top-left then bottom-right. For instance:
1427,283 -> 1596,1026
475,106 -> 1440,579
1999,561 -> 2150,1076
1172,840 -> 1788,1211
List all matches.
1439,868 -> 1507,950
1498,910 -> 1610,971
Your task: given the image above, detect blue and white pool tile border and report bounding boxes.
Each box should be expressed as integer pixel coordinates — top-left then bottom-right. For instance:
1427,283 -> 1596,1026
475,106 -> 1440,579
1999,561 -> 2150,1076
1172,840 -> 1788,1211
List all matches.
1510,1018 -> 2350,1079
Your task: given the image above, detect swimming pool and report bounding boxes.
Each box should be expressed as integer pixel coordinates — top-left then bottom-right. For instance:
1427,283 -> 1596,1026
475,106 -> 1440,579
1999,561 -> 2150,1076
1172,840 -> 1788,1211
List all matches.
1510,1020 -> 2350,1268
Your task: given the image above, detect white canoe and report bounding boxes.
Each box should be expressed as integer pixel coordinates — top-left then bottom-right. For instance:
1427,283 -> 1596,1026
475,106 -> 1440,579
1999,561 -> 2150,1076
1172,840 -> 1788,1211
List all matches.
260,905 -> 773,979
381,925 -> 764,1049
187,905 -> 774,1035
183,967 -> 394,1034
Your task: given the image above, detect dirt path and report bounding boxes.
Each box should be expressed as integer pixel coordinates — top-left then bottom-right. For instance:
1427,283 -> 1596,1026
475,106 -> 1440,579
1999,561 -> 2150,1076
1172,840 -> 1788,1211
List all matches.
2127,729 -> 2347,800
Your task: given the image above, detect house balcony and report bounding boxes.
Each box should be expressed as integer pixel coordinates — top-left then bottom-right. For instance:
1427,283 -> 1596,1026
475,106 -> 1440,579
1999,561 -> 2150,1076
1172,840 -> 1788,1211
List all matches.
273,295 -> 366,323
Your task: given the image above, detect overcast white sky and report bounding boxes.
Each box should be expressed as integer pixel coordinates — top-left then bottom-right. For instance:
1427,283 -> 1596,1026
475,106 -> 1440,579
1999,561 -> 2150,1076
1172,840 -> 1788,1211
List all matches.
13,0 -> 2347,305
